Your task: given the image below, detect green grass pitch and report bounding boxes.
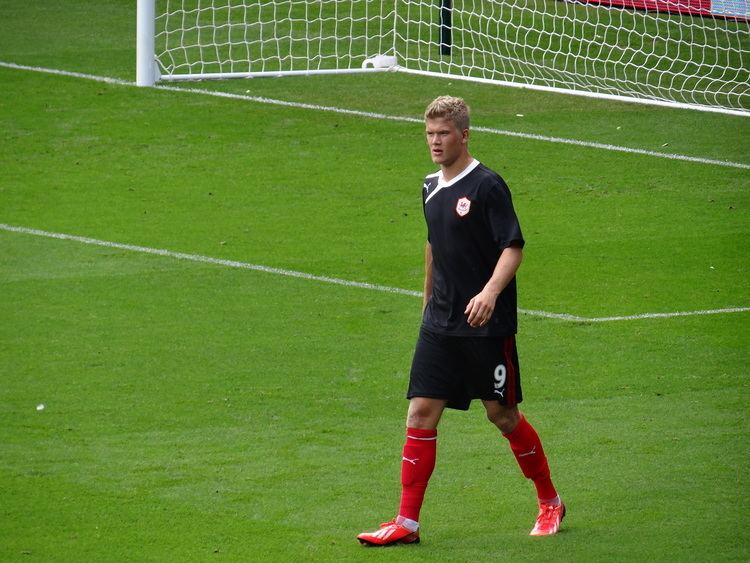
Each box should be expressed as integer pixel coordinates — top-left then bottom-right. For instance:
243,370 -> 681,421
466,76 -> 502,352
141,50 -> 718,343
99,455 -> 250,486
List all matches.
1,1 -> 748,561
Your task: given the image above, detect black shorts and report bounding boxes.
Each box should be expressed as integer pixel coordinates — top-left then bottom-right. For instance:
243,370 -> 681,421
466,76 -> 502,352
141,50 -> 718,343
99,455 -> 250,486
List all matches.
407,327 -> 523,411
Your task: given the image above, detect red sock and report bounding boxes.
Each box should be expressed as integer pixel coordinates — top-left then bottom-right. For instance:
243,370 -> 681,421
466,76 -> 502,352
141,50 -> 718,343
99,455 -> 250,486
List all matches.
398,427 -> 437,522
503,415 -> 557,501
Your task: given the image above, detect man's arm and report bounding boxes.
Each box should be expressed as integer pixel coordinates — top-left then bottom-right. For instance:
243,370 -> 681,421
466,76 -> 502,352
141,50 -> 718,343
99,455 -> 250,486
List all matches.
464,245 -> 523,328
423,242 -> 433,312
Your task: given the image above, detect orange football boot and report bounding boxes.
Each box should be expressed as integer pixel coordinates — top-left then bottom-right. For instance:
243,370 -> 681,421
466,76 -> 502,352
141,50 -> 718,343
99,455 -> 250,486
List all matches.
529,502 -> 566,536
357,519 -> 420,546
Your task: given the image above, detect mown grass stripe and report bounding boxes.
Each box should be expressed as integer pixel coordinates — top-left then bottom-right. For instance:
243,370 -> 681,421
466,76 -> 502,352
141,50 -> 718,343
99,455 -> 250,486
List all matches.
1,61 -> 748,171
2,223 -> 747,323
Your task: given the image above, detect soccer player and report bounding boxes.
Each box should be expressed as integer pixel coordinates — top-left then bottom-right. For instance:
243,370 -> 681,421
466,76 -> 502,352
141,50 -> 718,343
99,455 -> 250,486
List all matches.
357,96 -> 564,546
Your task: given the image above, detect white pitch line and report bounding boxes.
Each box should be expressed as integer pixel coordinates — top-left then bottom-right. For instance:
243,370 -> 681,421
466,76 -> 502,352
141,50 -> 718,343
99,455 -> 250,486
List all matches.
1,61 -> 749,171
521,307 -> 750,322
0,223 -> 419,298
2,223 -> 748,323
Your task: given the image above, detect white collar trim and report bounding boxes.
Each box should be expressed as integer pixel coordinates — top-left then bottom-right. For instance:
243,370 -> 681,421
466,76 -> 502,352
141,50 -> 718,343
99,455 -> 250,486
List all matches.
437,159 -> 480,188
425,159 -> 480,206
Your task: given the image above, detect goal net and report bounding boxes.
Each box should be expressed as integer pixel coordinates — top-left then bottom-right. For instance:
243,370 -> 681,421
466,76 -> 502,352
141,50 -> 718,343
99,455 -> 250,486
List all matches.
138,0 -> 750,115
147,0 -> 397,79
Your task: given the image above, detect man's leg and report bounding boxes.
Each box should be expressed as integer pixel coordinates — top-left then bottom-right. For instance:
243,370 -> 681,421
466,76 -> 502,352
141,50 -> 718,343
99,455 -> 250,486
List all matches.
357,397 -> 446,546
483,401 -> 565,536
399,397 -> 445,524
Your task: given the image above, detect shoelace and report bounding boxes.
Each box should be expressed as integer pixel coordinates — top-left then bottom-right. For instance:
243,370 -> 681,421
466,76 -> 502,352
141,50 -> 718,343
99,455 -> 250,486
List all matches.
538,504 -> 559,525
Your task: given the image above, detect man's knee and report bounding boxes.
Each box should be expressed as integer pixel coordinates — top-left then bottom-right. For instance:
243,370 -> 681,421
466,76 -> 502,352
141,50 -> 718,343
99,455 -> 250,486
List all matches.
406,398 -> 446,429
484,402 -> 520,434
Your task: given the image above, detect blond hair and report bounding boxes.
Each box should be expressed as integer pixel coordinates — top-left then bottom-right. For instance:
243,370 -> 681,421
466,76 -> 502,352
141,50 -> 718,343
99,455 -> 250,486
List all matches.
424,96 -> 470,132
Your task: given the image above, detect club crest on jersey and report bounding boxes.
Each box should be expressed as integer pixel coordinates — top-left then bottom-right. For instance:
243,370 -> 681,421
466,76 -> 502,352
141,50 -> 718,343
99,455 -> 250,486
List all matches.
455,197 -> 471,217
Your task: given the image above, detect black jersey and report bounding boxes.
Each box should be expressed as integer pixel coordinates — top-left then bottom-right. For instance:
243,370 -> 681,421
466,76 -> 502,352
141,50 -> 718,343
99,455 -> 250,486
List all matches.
421,160 -> 524,337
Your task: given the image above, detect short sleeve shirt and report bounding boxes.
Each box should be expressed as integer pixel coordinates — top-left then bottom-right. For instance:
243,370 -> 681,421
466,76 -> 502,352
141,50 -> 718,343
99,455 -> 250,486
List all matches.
421,159 -> 524,337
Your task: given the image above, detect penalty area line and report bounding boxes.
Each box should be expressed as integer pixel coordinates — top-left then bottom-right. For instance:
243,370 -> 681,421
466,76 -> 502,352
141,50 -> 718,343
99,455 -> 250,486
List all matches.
2,223 -> 749,323
1,61 -> 749,171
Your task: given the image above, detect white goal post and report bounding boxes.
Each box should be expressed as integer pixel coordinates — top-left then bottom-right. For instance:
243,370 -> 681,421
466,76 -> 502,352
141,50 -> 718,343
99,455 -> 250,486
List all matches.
136,0 -> 750,116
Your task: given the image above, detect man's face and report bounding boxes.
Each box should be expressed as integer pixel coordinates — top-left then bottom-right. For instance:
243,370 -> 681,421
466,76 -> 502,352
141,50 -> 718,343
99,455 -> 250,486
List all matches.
425,117 -> 468,167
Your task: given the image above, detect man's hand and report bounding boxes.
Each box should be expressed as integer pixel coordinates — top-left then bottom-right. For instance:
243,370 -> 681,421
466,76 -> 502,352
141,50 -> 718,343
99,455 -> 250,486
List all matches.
464,245 -> 523,328
464,288 -> 499,328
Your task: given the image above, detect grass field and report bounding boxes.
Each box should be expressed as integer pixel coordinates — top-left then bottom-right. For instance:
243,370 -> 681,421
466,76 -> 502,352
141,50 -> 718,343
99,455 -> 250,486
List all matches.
1,1 -> 749,561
